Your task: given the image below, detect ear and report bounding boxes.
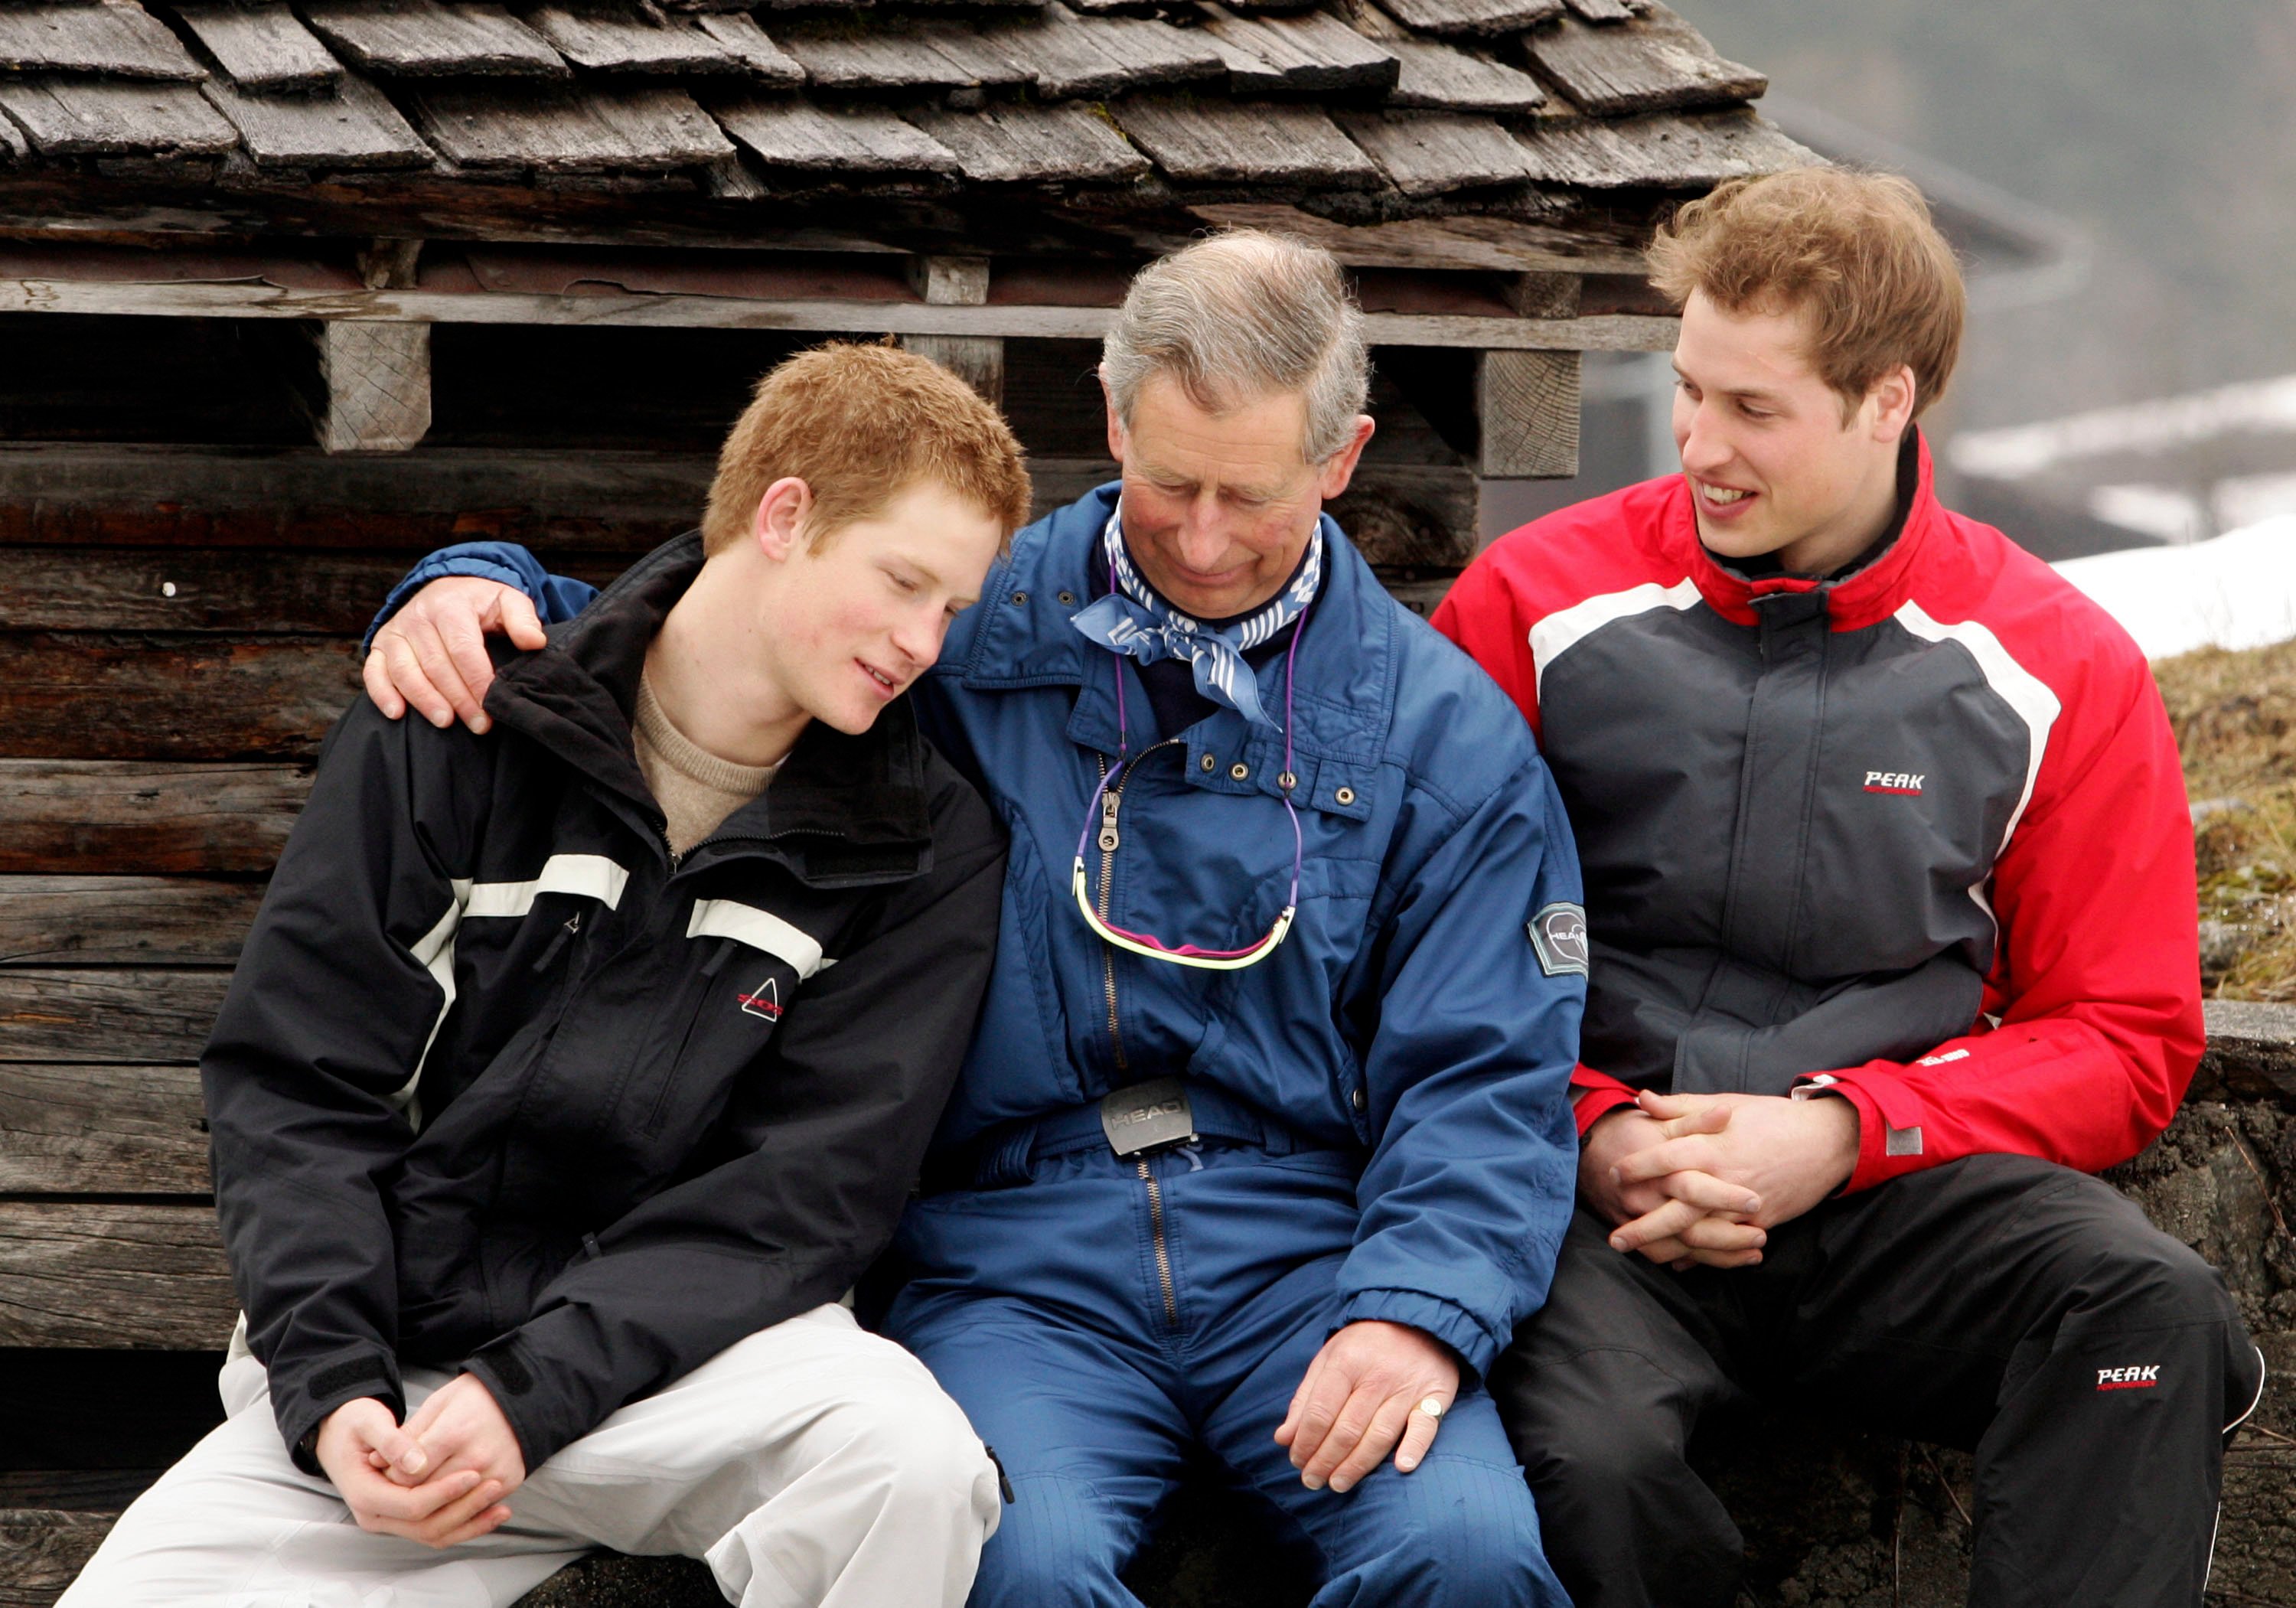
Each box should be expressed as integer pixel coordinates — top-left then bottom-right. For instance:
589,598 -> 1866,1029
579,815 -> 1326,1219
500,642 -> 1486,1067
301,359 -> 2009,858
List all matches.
753,477 -> 814,562
1099,367 -> 1130,467
1868,364 -> 1919,444
1313,414 -> 1379,502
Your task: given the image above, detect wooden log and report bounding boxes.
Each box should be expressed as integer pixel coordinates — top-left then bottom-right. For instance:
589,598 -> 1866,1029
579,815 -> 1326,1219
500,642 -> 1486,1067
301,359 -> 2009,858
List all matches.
0,970 -> 231,1063
1328,463 -> 1479,568
0,548 -> 429,634
0,635 -> 357,762
0,879 -> 262,967
302,321 -> 432,454
0,1065 -> 211,1195
0,1509 -> 114,1608
0,761 -> 311,877
898,336 -> 1006,406
0,1204 -> 236,1349
1478,349 -> 1581,478
0,1471 -> 164,1512
171,2 -> 345,92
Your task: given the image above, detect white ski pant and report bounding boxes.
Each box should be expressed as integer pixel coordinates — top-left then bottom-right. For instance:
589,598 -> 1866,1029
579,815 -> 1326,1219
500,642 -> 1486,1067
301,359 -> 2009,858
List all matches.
60,1303 -> 1001,1608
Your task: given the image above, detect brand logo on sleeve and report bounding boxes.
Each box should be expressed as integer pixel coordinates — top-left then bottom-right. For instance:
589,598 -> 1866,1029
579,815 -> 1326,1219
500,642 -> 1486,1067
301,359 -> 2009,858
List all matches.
1528,903 -> 1590,977
1864,771 -> 1926,795
2096,1365 -> 2161,1391
737,976 -> 783,1020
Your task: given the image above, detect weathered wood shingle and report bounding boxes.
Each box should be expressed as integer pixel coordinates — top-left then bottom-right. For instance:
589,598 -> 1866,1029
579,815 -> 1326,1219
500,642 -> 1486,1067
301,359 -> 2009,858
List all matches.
519,5 -> 743,75
1515,108 -> 1812,188
977,5 -> 1221,99
0,77 -> 236,156
0,2 -> 204,80
1382,38 -> 1544,110
1200,8 -> 1400,94
689,14 -> 804,86
201,72 -> 432,170
776,21 -> 1026,90
406,82 -> 734,170
1375,0 -> 1563,41
908,101 -> 1147,184
1115,96 -> 1378,184
708,94 -> 959,174
1337,107 -> 1528,193
302,1 -> 569,79
169,3 -> 343,92
1524,2 -> 1765,115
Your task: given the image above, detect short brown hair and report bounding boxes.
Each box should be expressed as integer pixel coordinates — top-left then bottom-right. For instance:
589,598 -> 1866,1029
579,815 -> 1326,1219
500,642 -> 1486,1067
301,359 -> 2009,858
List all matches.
702,341 -> 1031,555
1647,168 -> 1966,419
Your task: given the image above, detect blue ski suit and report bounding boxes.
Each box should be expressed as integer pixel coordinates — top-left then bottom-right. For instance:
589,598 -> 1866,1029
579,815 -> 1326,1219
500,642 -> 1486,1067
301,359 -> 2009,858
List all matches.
380,485 -> 1585,1607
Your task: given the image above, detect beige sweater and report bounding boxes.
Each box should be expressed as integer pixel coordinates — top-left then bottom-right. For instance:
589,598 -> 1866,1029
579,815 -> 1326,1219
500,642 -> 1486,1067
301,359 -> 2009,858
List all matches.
633,673 -> 779,856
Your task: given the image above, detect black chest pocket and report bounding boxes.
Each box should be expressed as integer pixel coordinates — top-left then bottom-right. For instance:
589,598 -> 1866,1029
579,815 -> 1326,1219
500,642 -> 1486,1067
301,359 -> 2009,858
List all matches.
638,896 -> 832,1142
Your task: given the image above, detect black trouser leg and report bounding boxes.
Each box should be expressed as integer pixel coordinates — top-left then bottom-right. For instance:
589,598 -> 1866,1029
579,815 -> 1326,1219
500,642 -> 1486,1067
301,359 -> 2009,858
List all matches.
1492,1212 -> 1746,1608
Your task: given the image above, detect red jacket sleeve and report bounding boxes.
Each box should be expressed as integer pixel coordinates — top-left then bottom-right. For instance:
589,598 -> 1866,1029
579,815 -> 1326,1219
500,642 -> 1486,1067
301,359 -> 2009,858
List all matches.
1807,649 -> 2200,1191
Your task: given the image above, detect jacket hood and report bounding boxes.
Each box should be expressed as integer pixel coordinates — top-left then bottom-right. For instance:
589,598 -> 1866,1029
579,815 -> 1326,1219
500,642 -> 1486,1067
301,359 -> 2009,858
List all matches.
484,532 -> 936,864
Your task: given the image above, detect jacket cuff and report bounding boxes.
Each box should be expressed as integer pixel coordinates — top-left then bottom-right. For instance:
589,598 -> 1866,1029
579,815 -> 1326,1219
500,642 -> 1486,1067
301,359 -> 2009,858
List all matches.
1795,1067 -> 1927,1192
1570,1065 -> 1638,1139
272,1346 -> 406,1477
1336,1288 -> 1505,1385
362,550 -> 550,653
461,1332 -> 576,1473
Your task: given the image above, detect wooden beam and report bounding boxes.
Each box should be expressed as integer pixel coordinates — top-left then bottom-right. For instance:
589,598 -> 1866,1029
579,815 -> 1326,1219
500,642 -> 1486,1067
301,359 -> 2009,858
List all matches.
0,1509 -> 115,1608
0,1065 -> 210,1195
0,1205 -> 236,1349
902,256 -> 1003,404
305,321 -> 432,454
1478,350 -> 1582,479
0,879 -> 263,966
0,761 -> 310,876
906,255 -> 990,306
0,970 -> 230,1063
0,276 -> 1681,351
0,636 -> 357,762
0,548 -> 441,634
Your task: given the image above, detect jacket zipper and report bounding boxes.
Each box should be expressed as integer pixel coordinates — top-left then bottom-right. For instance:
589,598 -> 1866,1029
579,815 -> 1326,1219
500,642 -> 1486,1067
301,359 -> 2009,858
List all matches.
1137,1159 -> 1180,1328
1093,738 -> 1183,1075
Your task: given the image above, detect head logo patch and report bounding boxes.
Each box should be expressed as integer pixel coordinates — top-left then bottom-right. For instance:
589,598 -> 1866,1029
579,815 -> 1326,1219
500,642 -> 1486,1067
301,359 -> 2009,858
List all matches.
1528,903 -> 1590,977
738,976 -> 783,1020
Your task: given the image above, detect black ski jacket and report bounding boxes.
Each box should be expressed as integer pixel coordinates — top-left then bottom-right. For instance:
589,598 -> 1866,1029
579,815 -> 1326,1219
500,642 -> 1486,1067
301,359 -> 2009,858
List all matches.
202,533 -> 1005,1471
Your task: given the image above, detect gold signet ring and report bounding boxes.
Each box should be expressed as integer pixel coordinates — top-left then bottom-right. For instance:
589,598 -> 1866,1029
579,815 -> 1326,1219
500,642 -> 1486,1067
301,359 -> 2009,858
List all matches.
1415,1395 -> 1446,1420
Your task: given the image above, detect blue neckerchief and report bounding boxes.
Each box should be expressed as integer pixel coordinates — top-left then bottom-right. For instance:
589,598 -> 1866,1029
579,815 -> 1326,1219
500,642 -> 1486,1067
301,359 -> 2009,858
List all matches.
1068,508 -> 1323,730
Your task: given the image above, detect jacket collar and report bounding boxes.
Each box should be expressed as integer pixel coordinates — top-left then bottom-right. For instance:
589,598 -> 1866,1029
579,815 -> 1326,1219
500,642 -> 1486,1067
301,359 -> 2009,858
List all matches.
954,483 -> 1394,768
1672,430 -> 1939,633
484,532 -> 936,876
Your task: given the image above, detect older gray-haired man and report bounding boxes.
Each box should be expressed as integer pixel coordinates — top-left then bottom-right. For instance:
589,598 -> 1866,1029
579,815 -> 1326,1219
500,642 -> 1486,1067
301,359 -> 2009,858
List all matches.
366,232 -> 1584,1608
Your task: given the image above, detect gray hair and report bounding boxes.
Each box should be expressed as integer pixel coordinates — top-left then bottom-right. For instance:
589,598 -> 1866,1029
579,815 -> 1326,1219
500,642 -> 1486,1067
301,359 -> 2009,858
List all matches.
1101,230 -> 1370,465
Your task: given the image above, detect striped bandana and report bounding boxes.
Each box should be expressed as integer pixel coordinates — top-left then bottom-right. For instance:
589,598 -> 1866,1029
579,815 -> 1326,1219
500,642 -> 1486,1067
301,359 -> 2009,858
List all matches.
1069,507 -> 1324,730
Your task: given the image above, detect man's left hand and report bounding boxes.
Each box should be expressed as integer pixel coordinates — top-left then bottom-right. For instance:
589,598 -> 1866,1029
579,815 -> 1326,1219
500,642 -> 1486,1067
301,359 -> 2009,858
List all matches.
1606,1090 -> 1859,1259
1275,1319 -> 1457,1494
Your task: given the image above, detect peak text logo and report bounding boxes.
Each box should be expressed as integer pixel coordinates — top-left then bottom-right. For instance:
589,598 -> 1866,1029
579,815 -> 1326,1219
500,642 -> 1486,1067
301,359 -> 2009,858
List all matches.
1864,771 -> 1926,796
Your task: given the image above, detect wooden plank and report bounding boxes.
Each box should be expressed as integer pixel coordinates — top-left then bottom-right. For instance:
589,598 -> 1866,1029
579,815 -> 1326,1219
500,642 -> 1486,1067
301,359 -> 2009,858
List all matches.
905,21 -> 1035,90
200,72 -> 433,171
0,1471 -> 163,1511
1478,348 -> 1579,476
1375,0 -> 1562,38
978,5 -> 1221,99
1195,22 -> 1287,93
1524,2 -> 1766,116
0,78 -> 236,158
306,321 -> 432,453
0,1 -> 204,79
0,635 -> 357,762
1187,201 -> 1651,273
0,970 -> 231,1063
1327,462 -> 1478,568
1336,109 -> 1530,194
905,103 -> 1147,185
775,22 -> 1008,91
1113,98 -> 1378,185
0,549 -> 428,634
908,255 -> 989,305
0,1509 -> 115,1608
405,82 -> 734,171
1563,0 -> 1640,18
301,0 -> 569,78
520,3 -> 739,73
0,761 -> 311,876
171,1 -> 344,91
708,95 -> 959,174
1383,39 -> 1545,112
0,1064 -> 213,1194
0,879 -> 262,967
1200,8 -> 1398,93
1515,108 -> 1815,188
0,1204 -> 236,1348
688,13 -> 803,85
899,334 -> 1005,406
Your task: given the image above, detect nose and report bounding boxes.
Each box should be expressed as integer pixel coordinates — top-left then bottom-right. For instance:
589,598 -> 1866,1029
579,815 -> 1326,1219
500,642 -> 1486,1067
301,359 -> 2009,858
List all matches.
890,605 -> 944,674
1175,491 -> 1234,571
1674,393 -> 1730,477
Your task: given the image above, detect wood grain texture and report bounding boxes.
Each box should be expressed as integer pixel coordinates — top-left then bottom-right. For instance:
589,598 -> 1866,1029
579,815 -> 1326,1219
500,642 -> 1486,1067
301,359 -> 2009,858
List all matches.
1336,109 -> 1529,194
0,970 -> 232,1063
0,2 -> 203,80
0,1063 -> 212,1193
905,103 -> 1147,185
1201,7 -> 1397,93
979,5 -> 1221,99
171,2 -> 344,91
0,548 -> 433,634
406,83 -> 733,171
1383,39 -> 1545,111
707,96 -> 958,174
1326,463 -> 1479,569
302,0 -> 569,78
1477,348 -> 1580,477
201,72 -> 432,171
310,321 -> 432,453
520,5 -> 739,74
775,22 -> 1012,91
0,635 -> 357,762
1374,0 -> 1562,39
1514,107 -> 1815,188
0,879 -> 262,967
0,761 -> 310,876
0,1508 -> 115,1608
687,14 -> 803,85
1114,98 -> 1378,185
0,1203 -> 236,1348
898,334 -> 1005,406
1524,2 -> 1766,116
1562,0 -> 1641,18
0,79 -> 236,157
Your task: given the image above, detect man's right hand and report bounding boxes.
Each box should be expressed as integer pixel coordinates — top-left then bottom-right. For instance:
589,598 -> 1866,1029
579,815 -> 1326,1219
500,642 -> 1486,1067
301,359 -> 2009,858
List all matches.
363,577 -> 544,735
314,1397 -> 513,1549
1580,1105 -> 1766,1270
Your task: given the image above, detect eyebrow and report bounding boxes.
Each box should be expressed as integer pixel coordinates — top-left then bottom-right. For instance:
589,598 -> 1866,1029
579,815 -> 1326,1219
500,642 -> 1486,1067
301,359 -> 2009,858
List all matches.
1673,364 -> 1787,406
889,552 -> 977,605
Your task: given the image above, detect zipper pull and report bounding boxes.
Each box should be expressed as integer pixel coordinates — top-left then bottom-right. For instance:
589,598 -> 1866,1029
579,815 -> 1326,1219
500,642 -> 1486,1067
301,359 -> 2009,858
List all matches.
530,910 -> 582,974
1098,789 -> 1120,853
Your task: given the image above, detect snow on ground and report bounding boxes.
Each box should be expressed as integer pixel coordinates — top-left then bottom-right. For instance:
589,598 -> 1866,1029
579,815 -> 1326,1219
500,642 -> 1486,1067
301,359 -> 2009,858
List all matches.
2052,517 -> 2296,660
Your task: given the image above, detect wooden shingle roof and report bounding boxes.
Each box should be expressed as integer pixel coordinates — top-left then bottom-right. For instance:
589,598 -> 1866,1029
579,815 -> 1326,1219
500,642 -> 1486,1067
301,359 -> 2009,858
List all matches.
0,0 -> 1812,259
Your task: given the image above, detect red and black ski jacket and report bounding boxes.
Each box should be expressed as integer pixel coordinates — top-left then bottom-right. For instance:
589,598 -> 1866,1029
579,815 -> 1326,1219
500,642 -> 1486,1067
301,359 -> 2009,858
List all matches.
1433,435 -> 2200,1192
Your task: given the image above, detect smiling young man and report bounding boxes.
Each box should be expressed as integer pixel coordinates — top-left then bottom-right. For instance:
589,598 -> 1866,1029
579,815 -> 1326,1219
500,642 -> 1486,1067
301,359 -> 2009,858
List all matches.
355,231 -> 1584,1608
1436,169 -> 2265,1606
60,343 -> 1029,1608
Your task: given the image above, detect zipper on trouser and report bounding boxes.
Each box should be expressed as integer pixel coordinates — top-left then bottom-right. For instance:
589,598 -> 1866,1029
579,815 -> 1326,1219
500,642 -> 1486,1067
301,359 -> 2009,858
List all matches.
1137,1159 -> 1180,1328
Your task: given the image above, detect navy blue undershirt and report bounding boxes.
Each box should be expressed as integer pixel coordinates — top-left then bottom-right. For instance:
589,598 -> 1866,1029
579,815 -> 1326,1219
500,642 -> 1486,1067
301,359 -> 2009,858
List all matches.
1084,536 -> 1309,741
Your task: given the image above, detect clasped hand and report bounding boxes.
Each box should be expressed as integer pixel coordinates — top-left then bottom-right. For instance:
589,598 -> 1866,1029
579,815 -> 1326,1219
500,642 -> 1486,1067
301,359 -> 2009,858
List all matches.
1581,1089 -> 1860,1270
314,1374 -> 527,1549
